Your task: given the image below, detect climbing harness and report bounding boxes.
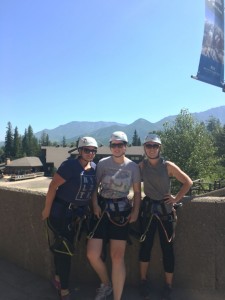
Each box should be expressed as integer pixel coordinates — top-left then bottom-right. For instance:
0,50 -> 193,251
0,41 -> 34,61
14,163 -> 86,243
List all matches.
87,208 -> 107,239
46,218 -> 75,256
139,197 -> 180,243
87,195 -> 131,239
46,199 -> 90,256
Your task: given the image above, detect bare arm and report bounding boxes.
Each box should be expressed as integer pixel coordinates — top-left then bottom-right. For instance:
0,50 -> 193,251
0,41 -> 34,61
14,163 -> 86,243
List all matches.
41,173 -> 65,220
164,161 -> 193,204
130,181 -> 141,223
91,186 -> 102,219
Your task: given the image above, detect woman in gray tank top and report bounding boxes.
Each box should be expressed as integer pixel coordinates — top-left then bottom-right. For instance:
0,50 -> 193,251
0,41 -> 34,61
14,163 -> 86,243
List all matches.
138,133 -> 193,300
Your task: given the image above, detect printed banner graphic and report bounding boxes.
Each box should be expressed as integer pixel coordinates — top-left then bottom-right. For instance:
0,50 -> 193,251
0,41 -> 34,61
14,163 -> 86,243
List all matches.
193,0 -> 224,89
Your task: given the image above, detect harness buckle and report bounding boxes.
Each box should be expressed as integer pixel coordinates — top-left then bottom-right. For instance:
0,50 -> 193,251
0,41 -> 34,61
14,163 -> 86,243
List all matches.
68,203 -> 73,210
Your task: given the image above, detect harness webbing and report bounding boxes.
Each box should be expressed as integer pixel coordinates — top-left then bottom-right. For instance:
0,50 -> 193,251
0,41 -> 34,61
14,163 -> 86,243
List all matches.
45,205 -> 88,255
45,219 -> 75,256
87,197 -> 131,239
140,197 -> 178,243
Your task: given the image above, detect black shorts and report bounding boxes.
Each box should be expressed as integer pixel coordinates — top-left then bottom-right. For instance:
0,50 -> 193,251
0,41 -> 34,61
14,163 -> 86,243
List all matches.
89,211 -> 130,241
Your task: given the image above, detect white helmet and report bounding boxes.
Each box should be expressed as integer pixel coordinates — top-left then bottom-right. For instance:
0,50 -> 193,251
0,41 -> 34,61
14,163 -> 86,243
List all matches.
144,133 -> 161,144
78,137 -> 98,148
109,131 -> 128,143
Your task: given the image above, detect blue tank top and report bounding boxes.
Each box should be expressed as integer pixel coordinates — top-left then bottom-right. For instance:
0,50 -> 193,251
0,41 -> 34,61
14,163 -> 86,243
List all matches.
56,158 -> 96,206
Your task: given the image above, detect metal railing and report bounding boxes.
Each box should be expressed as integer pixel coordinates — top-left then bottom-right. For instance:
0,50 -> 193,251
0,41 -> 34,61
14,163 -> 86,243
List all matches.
10,172 -> 44,181
189,178 -> 225,195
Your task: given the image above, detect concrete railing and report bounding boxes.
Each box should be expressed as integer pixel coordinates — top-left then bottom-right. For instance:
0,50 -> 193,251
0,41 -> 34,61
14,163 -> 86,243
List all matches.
0,186 -> 225,290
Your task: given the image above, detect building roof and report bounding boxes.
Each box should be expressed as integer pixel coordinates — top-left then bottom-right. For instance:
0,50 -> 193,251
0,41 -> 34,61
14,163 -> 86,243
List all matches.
42,145 -> 144,170
6,157 -> 43,168
42,146 -> 72,169
70,146 -> 144,156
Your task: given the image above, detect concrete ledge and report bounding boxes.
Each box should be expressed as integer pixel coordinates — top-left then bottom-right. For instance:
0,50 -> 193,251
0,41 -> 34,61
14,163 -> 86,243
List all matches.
0,186 -> 225,291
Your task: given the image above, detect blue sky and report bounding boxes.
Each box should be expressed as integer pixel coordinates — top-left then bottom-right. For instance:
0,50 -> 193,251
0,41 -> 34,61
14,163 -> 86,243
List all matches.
1,0 -> 225,141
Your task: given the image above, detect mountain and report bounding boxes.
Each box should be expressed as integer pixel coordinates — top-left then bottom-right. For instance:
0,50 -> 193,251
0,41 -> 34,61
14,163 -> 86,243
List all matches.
44,106 -> 225,145
191,106 -> 225,124
34,121 -> 127,142
82,118 -> 161,145
1,106 -> 225,146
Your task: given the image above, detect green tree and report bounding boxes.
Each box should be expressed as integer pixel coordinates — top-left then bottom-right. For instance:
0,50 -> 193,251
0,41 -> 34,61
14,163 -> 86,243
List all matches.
22,129 -> 28,156
161,109 -> 219,181
13,127 -> 22,158
45,133 -> 51,146
206,116 -> 222,135
22,126 -> 40,156
39,131 -> 51,146
0,147 -> 4,163
62,136 -> 67,147
206,117 -> 225,172
215,124 -> 225,167
4,122 -> 14,158
132,130 -> 141,146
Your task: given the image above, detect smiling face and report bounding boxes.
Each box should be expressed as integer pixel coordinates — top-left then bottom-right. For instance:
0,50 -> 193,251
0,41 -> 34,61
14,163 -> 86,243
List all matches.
144,142 -> 161,159
110,141 -> 126,158
79,146 -> 97,162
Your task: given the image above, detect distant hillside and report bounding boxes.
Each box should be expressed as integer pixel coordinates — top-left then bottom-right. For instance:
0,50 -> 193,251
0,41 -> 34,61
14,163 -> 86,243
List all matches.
76,118 -> 161,145
34,121 -> 127,142
1,106 -> 225,146
55,106 -> 225,145
191,106 -> 225,124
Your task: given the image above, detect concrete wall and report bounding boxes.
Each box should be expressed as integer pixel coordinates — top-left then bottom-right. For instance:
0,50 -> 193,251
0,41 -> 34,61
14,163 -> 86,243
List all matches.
0,186 -> 225,290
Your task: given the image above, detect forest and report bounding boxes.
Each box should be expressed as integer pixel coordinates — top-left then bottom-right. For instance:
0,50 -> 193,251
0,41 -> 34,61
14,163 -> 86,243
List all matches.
1,109 -> 225,184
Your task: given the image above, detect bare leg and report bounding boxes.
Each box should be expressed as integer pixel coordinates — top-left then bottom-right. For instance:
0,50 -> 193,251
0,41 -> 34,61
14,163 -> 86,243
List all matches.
165,272 -> 173,286
87,238 -> 110,285
110,239 -> 127,300
140,261 -> 149,280
161,272 -> 173,299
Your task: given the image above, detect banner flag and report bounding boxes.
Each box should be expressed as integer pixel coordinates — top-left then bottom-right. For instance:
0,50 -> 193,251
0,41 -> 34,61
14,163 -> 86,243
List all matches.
192,0 -> 224,90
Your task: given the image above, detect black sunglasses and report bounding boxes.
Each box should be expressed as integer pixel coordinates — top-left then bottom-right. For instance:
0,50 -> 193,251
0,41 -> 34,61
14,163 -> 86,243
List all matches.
82,148 -> 97,154
110,143 -> 125,149
145,144 -> 160,149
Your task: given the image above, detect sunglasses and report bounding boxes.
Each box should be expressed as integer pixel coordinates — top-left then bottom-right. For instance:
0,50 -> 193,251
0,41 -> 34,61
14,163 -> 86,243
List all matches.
82,148 -> 97,154
110,143 -> 125,149
145,144 -> 160,149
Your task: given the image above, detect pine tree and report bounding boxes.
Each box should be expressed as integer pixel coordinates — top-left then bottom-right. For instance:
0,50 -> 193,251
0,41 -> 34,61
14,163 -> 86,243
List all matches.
22,126 -> 40,156
4,122 -> 14,158
13,127 -> 22,158
132,130 -> 141,146
22,129 -> 29,156
62,136 -> 67,147
40,131 -> 51,146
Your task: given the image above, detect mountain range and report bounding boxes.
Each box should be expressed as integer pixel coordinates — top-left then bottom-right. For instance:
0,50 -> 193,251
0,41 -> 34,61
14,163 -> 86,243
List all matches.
34,106 -> 225,146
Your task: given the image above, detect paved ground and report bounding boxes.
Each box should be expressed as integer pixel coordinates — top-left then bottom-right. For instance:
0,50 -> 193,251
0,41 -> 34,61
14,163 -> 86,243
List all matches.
1,258 -> 225,300
0,176 -> 51,192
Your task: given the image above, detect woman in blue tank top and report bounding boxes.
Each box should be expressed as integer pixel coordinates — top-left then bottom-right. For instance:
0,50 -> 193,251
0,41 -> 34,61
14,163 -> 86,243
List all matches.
42,136 -> 98,300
